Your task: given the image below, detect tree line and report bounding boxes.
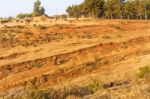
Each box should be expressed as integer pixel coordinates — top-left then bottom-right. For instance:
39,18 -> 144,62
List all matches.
66,0 -> 150,20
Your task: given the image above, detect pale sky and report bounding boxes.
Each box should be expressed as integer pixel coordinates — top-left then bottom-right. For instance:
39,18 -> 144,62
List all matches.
0,0 -> 83,17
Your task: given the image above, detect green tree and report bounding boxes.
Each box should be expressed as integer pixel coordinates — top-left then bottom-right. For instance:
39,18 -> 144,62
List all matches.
112,0 -> 123,19
33,0 -> 41,16
142,0 -> 150,20
123,1 -> 133,19
66,0 -> 150,20
105,0 -> 113,19
134,0 -> 144,19
66,5 -> 83,18
83,0 -> 105,18
40,6 -> 45,15
17,13 -> 32,19
66,5 -> 76,17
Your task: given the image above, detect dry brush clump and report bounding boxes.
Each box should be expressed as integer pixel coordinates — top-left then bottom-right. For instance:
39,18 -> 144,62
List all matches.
110,24 -> 122,30
88,79 -> 104,93
137,65 -> 150,79
23,78 -> 106,99
21,84 -> 93,99
7,79 -> 132,99
32,24 -> 48,30
53,24 -> 69,29
30,61 -> 45,68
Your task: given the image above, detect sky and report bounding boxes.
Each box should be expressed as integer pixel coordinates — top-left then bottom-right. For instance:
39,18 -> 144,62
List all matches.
0,0 -> 83,17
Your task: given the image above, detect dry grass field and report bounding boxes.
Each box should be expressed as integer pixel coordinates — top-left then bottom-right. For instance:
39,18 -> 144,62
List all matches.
0,19 -> 150,99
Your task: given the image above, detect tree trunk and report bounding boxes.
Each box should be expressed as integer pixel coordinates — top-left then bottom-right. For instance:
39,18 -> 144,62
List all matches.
140,16 -> 142,20
120,14 -> 123,19
145,10 -> 148,20
137,16 -> 139,20
127,15 -> 130,20
120,11 -> 123,19
111,13 -> 113,19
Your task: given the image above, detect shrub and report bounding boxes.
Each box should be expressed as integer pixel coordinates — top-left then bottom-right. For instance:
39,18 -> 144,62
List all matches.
102,35 -> 111,39
146,87 -> 150,93
25,85 -> 92,99
31,61 -> 44,68
17,25 -> 24,29
113,25 -> 121,30
24,32 -> 33,36
37,25 -> 47,30
137,66 -> 150,78
28,90 -> 49,99
33,24 -> 37,27
22,42 -> 30,47
53,24 -> 68,29
55,67 -> 65,74
88,79 -> 103,93
41,74 -> 49,82
110,25 -> 121,30
119,21 -> 126,25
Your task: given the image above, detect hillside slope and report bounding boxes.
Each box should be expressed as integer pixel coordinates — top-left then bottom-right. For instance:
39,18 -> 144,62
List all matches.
0,20 -> 150,99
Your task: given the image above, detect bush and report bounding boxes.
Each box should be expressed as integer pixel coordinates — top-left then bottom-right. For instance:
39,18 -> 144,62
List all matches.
37,25 -> 47,30
24,32 -> 33,36
110,25 -> 121,30
53,24 -> 68,29
31,61 -> 44,68
113,25 -> 121,30
28,90 -> 49,99
137,66 -> 150,78
17,25 -> 24,29
33,24 -> 37,27
22,42 -> 30,47
102,35 -> 111,39
25,85 -> 92,99
88,79 -> 103,93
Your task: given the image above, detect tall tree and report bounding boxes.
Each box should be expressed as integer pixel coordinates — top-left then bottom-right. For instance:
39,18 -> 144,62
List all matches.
112,0 -> 123,19
123,0 -> 133,19
134,0 -> 144,19
66,5 -> 82,18
33,0 -> 41,16
66,0 -> 150,20
84,0 -> 105,18
142,0 -> 150,20
105,0 -> 113,19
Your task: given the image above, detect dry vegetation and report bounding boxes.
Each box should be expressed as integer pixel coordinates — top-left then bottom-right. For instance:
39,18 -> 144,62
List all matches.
0,19 -> 150,99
